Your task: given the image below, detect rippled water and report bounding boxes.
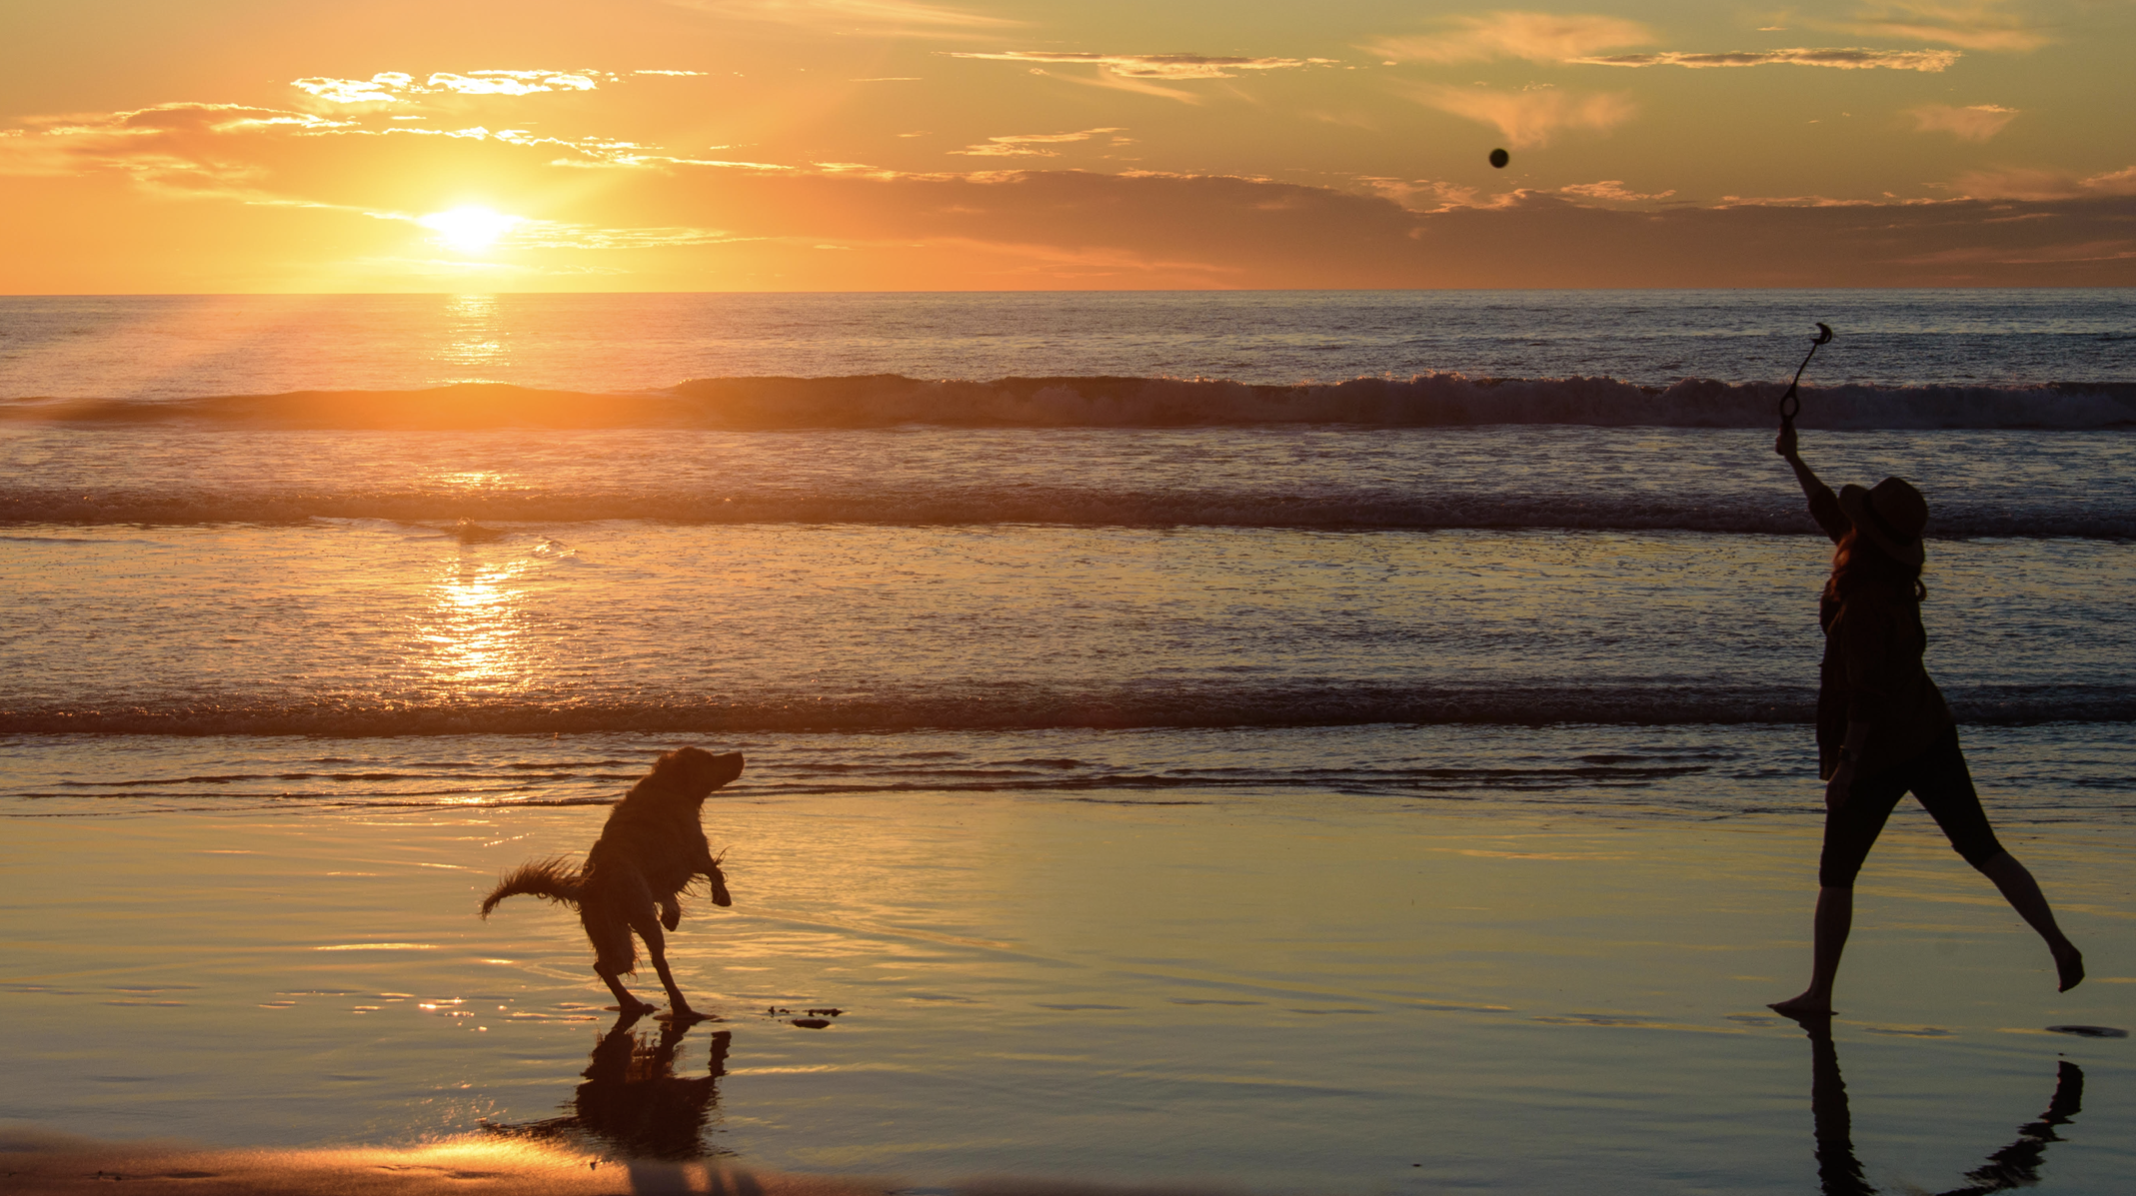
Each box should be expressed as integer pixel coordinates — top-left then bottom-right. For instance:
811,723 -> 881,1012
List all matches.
6,425 -> 2135,533
4,293 -> 2134,751
7,722 -> 2134,824
3,291 -> 2131,780
5,521 -> 2135,736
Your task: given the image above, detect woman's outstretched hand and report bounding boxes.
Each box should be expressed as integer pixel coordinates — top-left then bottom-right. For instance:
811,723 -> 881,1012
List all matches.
1775,422 -> 1799,459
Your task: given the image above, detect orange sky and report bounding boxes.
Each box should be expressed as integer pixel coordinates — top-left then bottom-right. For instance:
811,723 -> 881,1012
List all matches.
4,1 -> 2132,289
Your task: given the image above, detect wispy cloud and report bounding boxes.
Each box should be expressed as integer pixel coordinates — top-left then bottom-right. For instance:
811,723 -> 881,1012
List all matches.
1846,1 -> 2049,52
428,71 -> 602,96
1889,240 -> 2136,267
1907,102 -> 2018,141
549,149 -> 801,171
950,51 -> 1331,80
513,222 -> 756,249
1365,12 -> 1650,64
0,103 -> 353,188
1573,47 -> 1959,71
0,97 -> 777,191
292,70 -> 604,104
951,127 -> 1125,158
1354,176 -> 1508,212
1560,180 -> 1676,203
1366,13 -> 1958,73
290,74 -> 413,104
673,0 -> 1020,35
1040,68 -> 1203,104
1397,83 -> 1635,149
357,124 -> 722,169
1713,194 -> 1884,207
1946,165 -> 2136,201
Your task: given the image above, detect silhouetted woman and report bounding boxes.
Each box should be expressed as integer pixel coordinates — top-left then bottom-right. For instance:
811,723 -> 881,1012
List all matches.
1769,424 -> 2082,1017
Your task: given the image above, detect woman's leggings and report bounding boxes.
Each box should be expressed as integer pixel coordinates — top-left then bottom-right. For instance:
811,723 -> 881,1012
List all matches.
1818,726 -> 2007,889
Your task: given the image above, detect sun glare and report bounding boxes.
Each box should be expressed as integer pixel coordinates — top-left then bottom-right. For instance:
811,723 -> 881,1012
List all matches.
417,206 -> 522,252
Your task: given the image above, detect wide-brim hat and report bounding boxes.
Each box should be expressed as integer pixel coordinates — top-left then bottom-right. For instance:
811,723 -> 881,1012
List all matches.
1838,476 -> 1927,567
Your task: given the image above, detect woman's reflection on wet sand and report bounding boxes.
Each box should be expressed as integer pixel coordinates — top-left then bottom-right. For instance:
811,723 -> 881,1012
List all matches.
1789,1016 -> 2084,1196
487,1012 -> 732,1163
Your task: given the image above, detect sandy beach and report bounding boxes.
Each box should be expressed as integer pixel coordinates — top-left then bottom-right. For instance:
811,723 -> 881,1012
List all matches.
5,748 -> 2131,1194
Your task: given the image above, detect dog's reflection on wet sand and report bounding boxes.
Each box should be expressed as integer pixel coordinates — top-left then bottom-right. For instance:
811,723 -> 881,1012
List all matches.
487,1011 -> 731,1163
1791,1016 -> 2084,1196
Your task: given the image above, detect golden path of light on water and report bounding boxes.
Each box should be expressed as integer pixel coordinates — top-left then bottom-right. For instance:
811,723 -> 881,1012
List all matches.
435,468 -> 510,489
438,293 -> 508,380
410,550 -> 539,697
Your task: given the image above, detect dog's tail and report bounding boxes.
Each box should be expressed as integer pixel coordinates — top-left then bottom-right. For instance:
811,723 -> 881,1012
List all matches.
480,857 -> 583,918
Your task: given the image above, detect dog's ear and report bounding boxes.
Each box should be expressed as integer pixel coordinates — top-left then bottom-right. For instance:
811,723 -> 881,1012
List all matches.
650,749 -> 683,777
649,746 -> 710,785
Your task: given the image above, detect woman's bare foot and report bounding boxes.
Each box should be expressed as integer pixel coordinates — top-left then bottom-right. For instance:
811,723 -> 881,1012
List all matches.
2054,942 -> 2085,993
1769,992 -> 1834,1019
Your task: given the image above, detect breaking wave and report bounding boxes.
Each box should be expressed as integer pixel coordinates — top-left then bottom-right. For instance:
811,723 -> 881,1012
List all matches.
7,488 -> 2131,538
7,374 -> 2136,430
7,682 -> 2131,736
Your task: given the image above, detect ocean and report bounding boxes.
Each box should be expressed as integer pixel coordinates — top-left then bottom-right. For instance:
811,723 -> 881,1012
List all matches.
3,290 -> 2133,1194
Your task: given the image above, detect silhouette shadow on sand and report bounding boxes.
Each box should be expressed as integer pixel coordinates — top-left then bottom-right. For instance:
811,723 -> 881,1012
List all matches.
485,1011 -> 733,1163
1790,1017 -> 2083,1196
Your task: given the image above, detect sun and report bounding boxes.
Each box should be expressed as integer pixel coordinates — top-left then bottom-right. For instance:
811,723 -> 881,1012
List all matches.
418,206 -> 522,253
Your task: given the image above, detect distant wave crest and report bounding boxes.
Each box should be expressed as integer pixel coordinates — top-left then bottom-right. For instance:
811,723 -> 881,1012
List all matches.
7,375 -> 2135,430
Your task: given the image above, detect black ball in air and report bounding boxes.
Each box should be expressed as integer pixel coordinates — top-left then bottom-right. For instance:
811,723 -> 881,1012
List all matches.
1489,148 -> 1510,169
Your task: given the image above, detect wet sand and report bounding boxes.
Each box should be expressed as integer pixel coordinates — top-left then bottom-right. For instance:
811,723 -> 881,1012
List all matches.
0,1129 -> 887,1196
4,786 -> 2133,1193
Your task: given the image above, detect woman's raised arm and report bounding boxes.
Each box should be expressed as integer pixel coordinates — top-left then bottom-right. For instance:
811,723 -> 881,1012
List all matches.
1777,424 -> 1849,544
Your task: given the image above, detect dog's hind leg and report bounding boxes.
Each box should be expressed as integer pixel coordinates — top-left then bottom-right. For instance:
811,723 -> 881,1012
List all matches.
635,917 -> 707,1024
594,964 -> 655,1018
585,904 -> 656,1017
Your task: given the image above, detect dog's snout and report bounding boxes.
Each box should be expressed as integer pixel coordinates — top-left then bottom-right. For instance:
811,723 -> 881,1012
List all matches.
710,752 -> 744,786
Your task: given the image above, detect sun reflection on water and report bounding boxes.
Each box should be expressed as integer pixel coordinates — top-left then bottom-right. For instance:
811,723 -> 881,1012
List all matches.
411,552 -> 538,697
434,468 -> 509,490
438,293 -> 509,382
